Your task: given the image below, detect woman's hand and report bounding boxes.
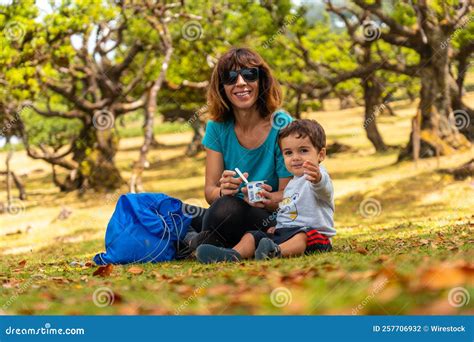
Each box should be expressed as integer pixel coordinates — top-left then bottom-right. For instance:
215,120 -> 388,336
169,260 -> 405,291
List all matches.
219,170 -> 248,196
241,183 -> 273,208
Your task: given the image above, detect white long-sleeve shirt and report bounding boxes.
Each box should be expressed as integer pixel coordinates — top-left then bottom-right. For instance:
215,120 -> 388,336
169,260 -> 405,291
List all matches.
276,166 -> 336,237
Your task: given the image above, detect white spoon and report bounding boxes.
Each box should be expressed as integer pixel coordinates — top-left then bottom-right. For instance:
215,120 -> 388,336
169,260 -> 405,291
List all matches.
234,167 -> 249,184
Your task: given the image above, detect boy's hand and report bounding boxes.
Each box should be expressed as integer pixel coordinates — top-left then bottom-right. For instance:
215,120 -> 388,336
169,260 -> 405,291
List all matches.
303,160 -> 322,184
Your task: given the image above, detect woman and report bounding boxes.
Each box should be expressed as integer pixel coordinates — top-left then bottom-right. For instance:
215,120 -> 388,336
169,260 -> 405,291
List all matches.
180,47 -> 293,256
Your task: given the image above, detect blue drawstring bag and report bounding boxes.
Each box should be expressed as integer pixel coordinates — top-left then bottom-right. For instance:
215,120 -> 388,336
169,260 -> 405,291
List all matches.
93,193 -> 192,265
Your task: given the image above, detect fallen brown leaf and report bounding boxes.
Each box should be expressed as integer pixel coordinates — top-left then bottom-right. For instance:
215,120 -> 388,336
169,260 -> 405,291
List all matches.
92,264 -> 114,277
127,266 -> 144,275
207,284 -> 233,296
51,276 -> 71,284
413,261 -> 474,290
118,305 -> 140,315
175,285 -> 195,296
279,268 -> 318,284
32,303 -> 50,311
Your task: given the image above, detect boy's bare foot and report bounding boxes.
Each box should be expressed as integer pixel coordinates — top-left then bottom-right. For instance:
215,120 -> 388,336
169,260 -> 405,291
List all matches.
255,238 -> 281,260
196,244 -> 242,264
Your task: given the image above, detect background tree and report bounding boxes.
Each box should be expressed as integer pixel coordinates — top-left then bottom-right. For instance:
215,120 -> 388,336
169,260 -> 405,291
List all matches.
0,0 -> 39,201
350,0 -> 472,160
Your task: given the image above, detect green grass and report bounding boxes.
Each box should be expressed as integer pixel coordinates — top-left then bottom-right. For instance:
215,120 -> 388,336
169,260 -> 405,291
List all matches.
1,215 -> 471,315
1,96 -> 473,315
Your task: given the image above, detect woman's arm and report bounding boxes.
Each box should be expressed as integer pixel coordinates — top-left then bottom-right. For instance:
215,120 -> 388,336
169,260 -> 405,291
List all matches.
204,148 -> 250,205
204,148 -> 224,205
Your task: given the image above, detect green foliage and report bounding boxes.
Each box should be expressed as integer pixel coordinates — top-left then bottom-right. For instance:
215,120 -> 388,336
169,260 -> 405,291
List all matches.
0,0 -> 472,159
20,105 -> 81,149
451,14 -> 474,51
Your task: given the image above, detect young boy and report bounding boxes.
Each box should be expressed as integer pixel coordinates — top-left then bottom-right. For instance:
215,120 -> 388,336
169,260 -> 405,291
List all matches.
196,119 -> 335,263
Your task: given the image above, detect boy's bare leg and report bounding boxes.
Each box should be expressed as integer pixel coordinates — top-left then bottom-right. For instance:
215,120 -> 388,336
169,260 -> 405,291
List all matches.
233,233 -> 256,259
279,232 -> 307,257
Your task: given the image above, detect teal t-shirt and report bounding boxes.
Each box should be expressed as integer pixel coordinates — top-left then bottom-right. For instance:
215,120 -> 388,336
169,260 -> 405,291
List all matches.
202,110 -> 293,199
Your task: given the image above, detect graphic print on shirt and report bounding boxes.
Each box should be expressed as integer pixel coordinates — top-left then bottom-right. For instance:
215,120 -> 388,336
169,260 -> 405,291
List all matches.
279,193 -> 300,221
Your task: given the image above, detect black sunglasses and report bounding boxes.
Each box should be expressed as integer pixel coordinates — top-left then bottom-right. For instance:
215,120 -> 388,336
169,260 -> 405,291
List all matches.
221,67 -> 259,85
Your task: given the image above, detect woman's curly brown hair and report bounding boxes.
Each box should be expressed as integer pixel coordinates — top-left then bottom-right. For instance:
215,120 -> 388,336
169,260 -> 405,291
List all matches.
207,47 -> 282,122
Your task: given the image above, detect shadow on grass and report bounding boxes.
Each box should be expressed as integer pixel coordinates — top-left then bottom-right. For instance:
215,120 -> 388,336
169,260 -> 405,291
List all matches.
334,170 -> 466,227
330,156 -> 400,180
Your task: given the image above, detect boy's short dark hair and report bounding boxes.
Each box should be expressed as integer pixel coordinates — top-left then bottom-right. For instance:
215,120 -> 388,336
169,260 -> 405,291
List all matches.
278,119 -> 326,151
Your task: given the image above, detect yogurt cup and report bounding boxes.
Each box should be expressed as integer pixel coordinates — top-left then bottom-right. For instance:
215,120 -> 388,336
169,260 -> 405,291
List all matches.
247,180 -> 266,203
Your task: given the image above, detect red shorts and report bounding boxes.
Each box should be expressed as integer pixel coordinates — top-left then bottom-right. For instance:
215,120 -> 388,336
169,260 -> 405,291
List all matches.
305,229 -> 332,254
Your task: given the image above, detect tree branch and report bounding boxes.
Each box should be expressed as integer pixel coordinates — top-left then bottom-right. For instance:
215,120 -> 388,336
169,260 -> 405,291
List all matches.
24,100 -> 85,119
352,0 -> 418,39
18,119 -> 78,171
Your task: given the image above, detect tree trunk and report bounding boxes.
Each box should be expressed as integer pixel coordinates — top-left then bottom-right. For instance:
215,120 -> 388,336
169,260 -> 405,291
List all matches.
5,146 -> 12,206
381,103 -> 396,116
72,124 -> 123,191
186,119 -> 205,157
449,63 -> 474,142
130,108 -> 153,193
438,158 -> 474,180
130,46 -> 173,193
455,43 -> 472,98
294,91 -> 302,119
1,170 -> 26,200
3,141 -> 26,201
362,75 -> 388,152
399,40 -> 470,160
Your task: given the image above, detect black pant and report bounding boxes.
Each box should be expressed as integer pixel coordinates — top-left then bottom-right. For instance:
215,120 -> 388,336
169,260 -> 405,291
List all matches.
182,195 -> 277,250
